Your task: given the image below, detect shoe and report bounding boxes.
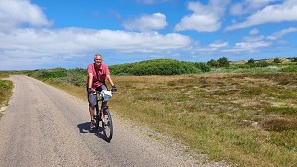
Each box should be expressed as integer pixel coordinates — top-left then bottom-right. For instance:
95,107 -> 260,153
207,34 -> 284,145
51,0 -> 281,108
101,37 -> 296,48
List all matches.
90,120 -> 96,129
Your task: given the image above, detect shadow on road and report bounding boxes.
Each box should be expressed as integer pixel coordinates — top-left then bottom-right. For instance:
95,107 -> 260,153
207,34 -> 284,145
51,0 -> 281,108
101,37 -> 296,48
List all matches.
77,122 -> 110,142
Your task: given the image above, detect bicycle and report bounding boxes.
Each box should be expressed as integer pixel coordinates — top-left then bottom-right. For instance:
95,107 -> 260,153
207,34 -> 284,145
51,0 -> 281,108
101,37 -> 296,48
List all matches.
93,90 -> 113,141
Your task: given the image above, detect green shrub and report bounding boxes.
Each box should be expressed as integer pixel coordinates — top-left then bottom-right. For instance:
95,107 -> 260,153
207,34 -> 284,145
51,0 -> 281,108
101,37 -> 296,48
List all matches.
207,59 -> 219,67
109,63 -> 133,76
207,57 -> 230,68
28,67 -> 68,79
247,58 -> 255,64
110,59 -> 207,76
194,62 -> 211,72
217,57 -> 230,67
280,65 -> 297,72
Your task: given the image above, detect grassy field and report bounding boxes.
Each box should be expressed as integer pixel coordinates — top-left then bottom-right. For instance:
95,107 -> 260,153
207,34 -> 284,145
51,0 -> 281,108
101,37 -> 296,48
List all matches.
1,71 -> 297,166
50,72 -> 297,166
0,73 -> 14,118
112,73 -> 296,167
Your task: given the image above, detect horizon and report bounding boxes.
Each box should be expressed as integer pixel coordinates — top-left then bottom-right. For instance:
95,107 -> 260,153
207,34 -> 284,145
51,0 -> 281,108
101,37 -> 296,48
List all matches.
1,56 -> 294,71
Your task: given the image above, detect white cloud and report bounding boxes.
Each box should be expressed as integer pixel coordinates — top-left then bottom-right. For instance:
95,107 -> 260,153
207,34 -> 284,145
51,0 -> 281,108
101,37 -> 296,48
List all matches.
0,28 -> 192,57
249,28 -> 260,35
226,0 -> 297,31
230,0 -> 279,16
174,0 -> 230,32
0,0 -> 52,32
0,28 -> 192,69
222,41 -> 271,52
266,27 -> 297,40
209,41 -> 229,48
122,13 -> 167,32
243,35 -> 265,42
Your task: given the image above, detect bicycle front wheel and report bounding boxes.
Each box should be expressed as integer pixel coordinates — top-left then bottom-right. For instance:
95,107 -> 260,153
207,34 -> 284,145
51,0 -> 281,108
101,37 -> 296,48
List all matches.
95,107 -> 100,129
102,109 -> 113,141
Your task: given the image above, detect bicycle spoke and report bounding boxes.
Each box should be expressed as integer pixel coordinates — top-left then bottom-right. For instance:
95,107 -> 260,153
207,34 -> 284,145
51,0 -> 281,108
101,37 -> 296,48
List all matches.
102,110 -> 113,141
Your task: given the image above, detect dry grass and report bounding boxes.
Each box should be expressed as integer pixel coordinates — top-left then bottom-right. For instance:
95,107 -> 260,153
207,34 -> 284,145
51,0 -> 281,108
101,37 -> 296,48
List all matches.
13,72 -> 297,166
109,73 -> 297,167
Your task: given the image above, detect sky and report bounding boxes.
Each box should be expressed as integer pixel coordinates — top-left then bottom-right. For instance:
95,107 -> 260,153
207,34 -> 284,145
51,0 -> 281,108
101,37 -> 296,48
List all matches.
0,0 -> 297,70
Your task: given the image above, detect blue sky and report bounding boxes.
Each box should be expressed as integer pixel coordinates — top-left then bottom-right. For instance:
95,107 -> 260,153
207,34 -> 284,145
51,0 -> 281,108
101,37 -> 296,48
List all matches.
0,0 -> 297,70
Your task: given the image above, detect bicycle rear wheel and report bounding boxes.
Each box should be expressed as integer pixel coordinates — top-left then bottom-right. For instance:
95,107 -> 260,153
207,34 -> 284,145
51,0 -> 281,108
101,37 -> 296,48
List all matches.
102,109 -> 113,141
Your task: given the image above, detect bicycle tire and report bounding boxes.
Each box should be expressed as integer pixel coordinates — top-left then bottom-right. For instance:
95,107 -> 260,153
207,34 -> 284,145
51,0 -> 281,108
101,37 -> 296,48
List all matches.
95,107 -> 100,129
102,109 -> 113,141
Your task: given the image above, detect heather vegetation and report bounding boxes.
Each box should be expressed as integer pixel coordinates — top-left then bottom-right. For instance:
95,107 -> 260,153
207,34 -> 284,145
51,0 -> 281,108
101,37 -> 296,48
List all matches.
27,67 -> 87,87
1,57 -> 297,166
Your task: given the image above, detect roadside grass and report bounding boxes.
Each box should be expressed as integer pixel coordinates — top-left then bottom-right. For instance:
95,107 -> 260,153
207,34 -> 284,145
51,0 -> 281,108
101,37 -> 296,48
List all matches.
0,73 -> 14,118
44,78 -> 86,100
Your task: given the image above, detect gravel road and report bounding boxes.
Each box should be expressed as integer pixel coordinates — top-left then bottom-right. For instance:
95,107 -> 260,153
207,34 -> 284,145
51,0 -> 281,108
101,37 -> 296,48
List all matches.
0,75 -> 224,167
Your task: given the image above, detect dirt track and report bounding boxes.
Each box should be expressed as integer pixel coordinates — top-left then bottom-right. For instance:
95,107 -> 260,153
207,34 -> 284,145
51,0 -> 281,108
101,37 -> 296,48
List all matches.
0,75 -> 221,167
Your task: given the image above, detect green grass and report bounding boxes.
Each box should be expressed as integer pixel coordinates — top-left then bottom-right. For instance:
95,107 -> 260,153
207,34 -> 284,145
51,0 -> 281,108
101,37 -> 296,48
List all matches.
0,73 -> 14,118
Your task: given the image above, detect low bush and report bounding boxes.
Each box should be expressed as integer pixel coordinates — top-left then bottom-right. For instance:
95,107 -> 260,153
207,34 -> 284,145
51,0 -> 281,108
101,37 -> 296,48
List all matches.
109,59 -> 210,75
27,67 -> 68,80
280,64 -> 297,72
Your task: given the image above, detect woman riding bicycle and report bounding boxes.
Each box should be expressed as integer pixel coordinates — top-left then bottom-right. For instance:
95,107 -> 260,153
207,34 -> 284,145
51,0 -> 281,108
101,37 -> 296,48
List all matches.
86,54 -> 117,129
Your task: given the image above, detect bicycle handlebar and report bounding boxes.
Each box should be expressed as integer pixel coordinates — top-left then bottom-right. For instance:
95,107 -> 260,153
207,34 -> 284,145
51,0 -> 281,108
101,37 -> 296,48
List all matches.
94,90 -> 115,95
